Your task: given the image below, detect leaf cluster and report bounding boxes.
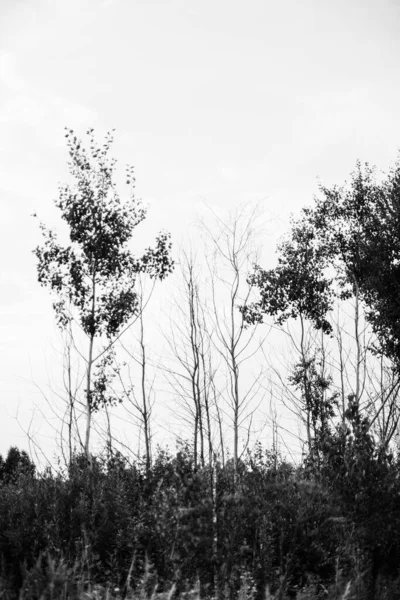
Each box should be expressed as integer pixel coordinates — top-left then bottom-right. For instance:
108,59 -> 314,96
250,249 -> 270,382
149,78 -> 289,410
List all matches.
34,129 -> 174,339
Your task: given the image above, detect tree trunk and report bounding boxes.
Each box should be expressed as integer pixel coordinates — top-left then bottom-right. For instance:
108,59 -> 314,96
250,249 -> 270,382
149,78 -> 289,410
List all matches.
139,306 -> 152,476
353,274 -> 361,404
85,332 -> 95,466
85,270 -> 96,467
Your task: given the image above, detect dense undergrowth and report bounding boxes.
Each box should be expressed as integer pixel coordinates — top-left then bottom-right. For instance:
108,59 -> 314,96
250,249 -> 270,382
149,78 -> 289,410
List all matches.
1,435 -> 400,600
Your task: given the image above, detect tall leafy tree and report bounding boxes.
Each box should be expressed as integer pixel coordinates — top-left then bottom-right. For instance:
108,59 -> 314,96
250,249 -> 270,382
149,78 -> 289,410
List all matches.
241,218 -> 334,450
34,128 -> 174,463
244,159 -> 400,452
309,162 -> 377,297
350,159 -> 400,366
241,217 -> 333,335
242,163 -> 379,343
307,163 -> 380,404
301,162 -> 400,418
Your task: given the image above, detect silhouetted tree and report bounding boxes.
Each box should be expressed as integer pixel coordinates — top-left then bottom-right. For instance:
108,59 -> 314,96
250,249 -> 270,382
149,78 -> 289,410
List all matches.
0,446 -> 36,482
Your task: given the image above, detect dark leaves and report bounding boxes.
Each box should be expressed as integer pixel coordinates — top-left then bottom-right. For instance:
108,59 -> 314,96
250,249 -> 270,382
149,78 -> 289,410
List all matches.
242,219 -> 334,334
34,129 -> 174,340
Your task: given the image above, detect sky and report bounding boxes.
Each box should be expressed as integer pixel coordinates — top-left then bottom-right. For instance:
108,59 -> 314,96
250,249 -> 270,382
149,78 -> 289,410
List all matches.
1,0 -> 400,462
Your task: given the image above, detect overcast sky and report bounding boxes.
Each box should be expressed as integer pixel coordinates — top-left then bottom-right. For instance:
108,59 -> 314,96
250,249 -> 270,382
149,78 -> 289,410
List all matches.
1,0 -> 400,461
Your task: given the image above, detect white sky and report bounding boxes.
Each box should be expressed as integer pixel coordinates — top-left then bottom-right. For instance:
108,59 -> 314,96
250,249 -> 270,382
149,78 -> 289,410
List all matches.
1,0 -> 400,462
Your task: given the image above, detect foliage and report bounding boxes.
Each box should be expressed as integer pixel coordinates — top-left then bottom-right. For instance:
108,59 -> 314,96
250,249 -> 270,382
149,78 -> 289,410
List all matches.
0,446 -> 36,483
241,218 -> 334,335
23,136 -> 400,599
4,443 -> 399,599
347,158 -> 400,365
33,129 -> 174,459
249,157 -> 400,368
34,129 -> 173,339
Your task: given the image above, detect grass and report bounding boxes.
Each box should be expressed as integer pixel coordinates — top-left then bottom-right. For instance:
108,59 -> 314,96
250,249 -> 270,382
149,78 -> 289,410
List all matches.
0,552 -> 358,600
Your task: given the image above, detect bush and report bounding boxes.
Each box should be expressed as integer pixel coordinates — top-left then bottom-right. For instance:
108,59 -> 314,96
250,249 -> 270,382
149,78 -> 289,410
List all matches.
1,443 -> 400,599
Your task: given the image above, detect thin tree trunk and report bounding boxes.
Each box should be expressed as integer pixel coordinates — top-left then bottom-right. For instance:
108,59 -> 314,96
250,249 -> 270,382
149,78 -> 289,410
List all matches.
196,360 -> 205,467
299,315 -> 312,453
353,275 -> 361,404
139,305 -> 152,476
229,259 -> 240,485
232,354 -> 239,484
213,381 -> 225,467
105,404 -> 113,459
66,326 -> 74,466
193,412 -> 199,469
188,274 -> 204,468
202,353 -> 214,465
336,314 -> 346,426
85,332 -> 95,465
85,269 -> 96,466
212,453 -> 219,599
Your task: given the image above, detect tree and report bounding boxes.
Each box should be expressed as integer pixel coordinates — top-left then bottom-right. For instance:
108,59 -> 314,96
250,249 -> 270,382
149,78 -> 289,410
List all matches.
242,162 -> 400,455
164,248 -> 218,469
241,216 -> 333,334
302,161 -> 400,442
347,158 -> 400,367
307,162 -> 379,406
202,204 -> 266,483
34,128 -> 174,464
116,275 -> 158,475
0,446 -> 36,482
241,217 -> 335,453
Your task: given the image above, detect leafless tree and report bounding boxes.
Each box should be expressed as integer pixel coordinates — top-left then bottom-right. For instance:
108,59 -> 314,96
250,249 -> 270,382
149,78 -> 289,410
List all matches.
114,276 -> 158,475
200,203 -> 268,482
162,248 -> 221,468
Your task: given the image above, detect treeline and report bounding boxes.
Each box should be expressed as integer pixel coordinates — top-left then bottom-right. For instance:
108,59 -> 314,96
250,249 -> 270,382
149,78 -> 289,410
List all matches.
31,131 -> 400,481
14,130 -> 400,598
0,433 -> 400,600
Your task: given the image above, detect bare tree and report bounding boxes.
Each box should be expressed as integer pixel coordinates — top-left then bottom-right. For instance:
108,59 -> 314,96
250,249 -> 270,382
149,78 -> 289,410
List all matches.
201,203 -> 267,482
163,248 -> 220,468
109,276 -> 160,475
